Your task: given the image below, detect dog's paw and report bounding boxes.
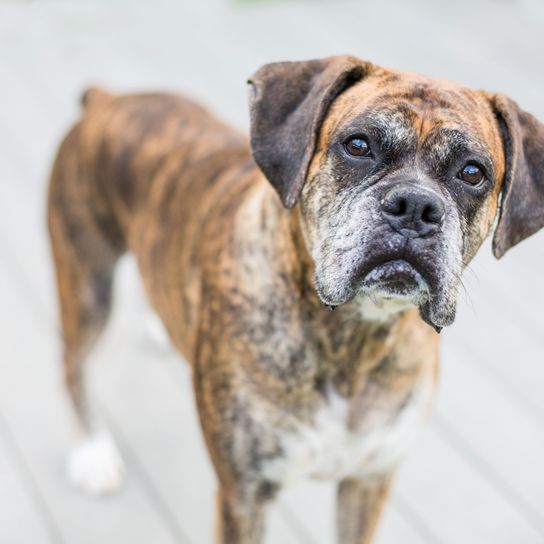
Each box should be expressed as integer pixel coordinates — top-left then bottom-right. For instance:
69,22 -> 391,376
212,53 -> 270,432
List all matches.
67,432 -> 125,496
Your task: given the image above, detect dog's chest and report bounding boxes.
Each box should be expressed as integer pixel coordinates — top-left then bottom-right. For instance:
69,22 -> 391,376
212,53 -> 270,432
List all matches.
263,382 -> 431,485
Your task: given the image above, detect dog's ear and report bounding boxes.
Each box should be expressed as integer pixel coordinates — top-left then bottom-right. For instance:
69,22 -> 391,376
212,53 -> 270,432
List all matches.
490,93 -> 544,258
247,56 -> 372,208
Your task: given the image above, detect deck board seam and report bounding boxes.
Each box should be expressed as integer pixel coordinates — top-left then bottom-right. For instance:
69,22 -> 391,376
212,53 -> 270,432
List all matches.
432,414 -> 544,537
0,409 -> 66,544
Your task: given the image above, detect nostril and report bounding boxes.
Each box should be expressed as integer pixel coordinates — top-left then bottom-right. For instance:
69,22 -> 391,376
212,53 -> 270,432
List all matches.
384,196 -> 407,216
396,198 -> 407,216
421,202 -> 444,224
382,188 -> 445,231
422,204 -> 435,224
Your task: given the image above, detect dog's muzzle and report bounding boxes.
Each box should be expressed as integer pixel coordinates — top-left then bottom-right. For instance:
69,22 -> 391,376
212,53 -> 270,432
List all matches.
357,186 -> 453,331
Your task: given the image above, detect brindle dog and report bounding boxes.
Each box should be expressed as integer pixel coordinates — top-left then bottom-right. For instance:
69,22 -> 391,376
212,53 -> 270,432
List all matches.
48,56 -> 544,543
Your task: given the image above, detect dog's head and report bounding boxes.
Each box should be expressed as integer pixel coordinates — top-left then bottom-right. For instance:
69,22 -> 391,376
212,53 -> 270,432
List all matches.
248,56 -> 544,330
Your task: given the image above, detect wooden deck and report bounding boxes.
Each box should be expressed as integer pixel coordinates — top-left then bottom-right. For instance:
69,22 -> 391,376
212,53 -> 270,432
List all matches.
1,0 -> 543,542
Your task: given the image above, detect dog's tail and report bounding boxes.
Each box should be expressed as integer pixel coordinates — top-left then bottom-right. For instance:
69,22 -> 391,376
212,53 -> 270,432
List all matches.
80,86 -> 113,110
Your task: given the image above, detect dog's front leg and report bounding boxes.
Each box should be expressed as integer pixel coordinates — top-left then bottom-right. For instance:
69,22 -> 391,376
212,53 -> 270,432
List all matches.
336,476 -> 393,544
193,360 -> 279,543
215,481 -> 277,544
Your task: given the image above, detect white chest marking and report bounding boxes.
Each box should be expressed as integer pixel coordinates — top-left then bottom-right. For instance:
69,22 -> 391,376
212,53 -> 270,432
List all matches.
263,381 -> 432,485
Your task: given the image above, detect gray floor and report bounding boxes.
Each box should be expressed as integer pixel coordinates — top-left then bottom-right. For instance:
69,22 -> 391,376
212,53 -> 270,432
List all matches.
1,0 -> 544,542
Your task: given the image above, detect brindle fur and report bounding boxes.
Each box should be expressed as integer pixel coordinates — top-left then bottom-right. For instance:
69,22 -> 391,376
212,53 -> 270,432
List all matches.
48,56 -> 544,543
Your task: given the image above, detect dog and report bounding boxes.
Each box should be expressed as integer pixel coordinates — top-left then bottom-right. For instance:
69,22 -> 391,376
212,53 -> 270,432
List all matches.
47,55 -> 544,543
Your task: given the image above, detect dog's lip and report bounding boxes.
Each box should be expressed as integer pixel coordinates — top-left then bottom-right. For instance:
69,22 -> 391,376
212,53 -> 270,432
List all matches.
359,259 -> 427,296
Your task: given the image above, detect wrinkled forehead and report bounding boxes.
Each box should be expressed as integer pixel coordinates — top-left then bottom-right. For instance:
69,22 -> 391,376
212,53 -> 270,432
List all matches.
324,70 -> 504,171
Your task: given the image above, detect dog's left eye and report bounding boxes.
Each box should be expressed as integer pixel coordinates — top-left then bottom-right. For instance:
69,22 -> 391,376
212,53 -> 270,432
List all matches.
344,136 -> 371,157
458,163 -> 485,186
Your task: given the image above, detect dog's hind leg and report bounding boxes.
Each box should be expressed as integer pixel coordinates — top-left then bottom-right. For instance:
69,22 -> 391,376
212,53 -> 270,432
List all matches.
48,124 -> 126,496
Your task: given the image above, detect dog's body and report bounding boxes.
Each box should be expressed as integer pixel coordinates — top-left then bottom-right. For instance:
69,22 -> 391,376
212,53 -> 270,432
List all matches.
48,56 -> 544,543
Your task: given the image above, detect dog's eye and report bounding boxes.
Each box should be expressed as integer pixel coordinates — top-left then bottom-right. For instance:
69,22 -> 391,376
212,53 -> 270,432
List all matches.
458,163 -> 484,185
344,136 -> 371,157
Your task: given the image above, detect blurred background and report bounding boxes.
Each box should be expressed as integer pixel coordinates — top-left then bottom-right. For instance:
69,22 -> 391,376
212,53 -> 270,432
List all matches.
1,0 -> 544,542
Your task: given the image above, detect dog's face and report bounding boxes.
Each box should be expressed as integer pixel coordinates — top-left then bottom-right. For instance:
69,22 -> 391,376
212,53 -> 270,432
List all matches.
248,56 -> 544,330
297,73 -> 503,329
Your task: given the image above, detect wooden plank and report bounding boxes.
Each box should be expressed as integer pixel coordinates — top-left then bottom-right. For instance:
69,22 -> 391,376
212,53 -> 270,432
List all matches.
397,423 -> 543,544
444,240 -> 544,419
436,348 -> 544,535
0,413 -> 60,544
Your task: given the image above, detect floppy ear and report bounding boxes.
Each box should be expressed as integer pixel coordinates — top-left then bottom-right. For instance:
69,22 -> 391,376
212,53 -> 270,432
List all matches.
491,93 -> 544,258
247,56 -> 372,208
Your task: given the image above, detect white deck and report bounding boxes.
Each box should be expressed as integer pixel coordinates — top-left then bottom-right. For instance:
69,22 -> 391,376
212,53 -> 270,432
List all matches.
1,0 -> 544,542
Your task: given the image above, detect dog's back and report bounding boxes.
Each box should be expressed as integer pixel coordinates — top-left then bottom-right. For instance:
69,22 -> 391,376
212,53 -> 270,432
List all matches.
55,88 -> 249,244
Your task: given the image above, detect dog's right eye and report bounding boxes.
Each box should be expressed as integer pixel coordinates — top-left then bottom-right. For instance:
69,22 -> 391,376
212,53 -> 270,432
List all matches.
458,163 -> 485,186
344,136 -> 371,157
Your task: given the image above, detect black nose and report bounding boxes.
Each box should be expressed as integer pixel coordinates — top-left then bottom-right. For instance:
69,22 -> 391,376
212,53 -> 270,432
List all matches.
381,187 -> 445,237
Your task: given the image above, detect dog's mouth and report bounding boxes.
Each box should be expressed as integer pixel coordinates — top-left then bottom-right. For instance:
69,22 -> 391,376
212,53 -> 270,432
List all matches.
316,247 -> 458,332
356,258 -> 453,332
355,257 -> 453,332
359,259 -> 428,299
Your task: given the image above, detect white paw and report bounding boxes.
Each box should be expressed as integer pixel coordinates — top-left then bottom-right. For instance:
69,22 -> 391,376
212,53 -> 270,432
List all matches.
67,432 -> 125,496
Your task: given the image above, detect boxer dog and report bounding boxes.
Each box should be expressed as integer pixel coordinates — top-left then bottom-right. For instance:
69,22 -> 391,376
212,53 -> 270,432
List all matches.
47,56 -> 544,543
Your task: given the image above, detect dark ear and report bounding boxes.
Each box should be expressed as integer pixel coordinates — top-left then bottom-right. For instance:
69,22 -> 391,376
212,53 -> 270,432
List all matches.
247,56 -> 372,208
491,93 -> 544,258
